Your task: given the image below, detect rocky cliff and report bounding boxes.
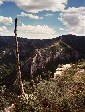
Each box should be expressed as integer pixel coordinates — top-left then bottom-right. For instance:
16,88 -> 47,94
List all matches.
23,40 -> 79,79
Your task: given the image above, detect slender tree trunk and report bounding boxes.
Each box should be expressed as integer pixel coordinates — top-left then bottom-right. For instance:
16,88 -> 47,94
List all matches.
4,18 -> 28,112
14,18 -> 24,95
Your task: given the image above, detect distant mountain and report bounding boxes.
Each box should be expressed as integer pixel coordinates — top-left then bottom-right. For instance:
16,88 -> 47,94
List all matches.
60,34 -> 85,58
0,35 -> 85,59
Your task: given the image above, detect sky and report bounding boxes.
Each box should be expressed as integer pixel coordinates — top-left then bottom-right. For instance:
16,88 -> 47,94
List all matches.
0,0 -> 85,39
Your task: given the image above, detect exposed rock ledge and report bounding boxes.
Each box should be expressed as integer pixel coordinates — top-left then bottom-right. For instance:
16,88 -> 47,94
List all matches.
54,64 -> 71,78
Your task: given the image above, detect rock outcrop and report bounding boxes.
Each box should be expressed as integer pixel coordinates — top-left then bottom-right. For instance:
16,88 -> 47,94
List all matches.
54,64 -> 71,78
23,40 -> 79,78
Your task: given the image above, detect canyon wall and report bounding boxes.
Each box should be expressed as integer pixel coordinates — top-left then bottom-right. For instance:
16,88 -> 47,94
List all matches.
23,40 -> 79,78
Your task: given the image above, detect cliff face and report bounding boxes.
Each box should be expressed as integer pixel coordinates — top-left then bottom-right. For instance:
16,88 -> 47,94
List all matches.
23,40 -> 79,78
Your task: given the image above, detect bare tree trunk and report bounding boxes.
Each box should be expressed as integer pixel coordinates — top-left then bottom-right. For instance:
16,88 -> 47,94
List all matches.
4,18 -> 28,112
14,18 -> 25,95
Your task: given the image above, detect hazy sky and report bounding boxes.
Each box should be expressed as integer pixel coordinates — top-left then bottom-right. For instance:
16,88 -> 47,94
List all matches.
0,0 -> 85,39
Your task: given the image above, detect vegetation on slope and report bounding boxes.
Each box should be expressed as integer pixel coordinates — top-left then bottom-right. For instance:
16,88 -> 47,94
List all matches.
0,59 -> 85,112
